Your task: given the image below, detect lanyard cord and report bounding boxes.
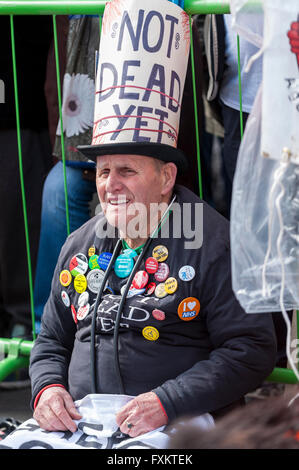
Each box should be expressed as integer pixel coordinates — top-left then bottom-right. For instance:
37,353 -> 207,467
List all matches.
90,238 -> 122,394
113,235 -> 154,394
90,195 -> 177,394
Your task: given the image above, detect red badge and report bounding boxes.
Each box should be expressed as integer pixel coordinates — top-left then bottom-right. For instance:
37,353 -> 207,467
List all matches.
145,282 -> 156,296
132,270 -> 149,289
71,305 -> 78,324
145,257 -> 159,274
154,263 -> 170,282
152,309 -> 165,321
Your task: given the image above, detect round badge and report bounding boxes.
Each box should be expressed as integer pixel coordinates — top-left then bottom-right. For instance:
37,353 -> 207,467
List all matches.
73,274 -> 87,294
155,283 -> 168,299
142,326 -> 159,341
177,297 -> 200,321
152,245 -> 168,262
77,303 -> 90,321
69,253 -> 88,276
154,263 -> 170,282
89,254 -> 100,270
132,270 -> 149,290
61,290 -> 70,307
123,248 -> 138,259
179,265 -> 196,282
145,282 -> 156,296
78,291 -> 89,308
114,254 -> 134,278
71,305 -> 78,324
87,269 -> 105,294
164,277 -> 178,294
98,252 -> 113,271
127,287 -> 146,298
152,309 -> 165,321
145,257 -> 159,274
59,269 -> 72,287
88,245 -> 96,257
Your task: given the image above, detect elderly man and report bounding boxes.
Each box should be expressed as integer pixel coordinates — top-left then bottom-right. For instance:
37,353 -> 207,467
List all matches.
29,149 -> 277,438
29,0 -> 276,441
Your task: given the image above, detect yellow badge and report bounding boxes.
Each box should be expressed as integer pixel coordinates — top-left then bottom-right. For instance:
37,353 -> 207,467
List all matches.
164,277 -> 178,294
74,274 -> 87,294
152,245 -> 168,262
88,245 -> 96,257
59,269 -> 72,287
155,283 -> 168,298
142,326 -> 159,341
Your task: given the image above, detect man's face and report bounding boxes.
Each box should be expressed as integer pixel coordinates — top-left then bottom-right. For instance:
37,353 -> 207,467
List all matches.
96,154 -> 171,238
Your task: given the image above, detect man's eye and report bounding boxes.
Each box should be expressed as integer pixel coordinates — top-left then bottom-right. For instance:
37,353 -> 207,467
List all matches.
98,170 -> 109,178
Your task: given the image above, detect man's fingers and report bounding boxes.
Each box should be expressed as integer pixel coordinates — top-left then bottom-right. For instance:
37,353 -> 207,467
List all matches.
50,396 -> 79,433
119,415 -> 136,435
115,401 -> 135,426
34,404 -> 69,432
63,395 -> 82,420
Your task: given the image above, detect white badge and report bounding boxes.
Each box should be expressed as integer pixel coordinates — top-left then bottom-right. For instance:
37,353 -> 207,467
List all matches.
78,291 -> 89,308
87,269 -> 105,294
178,265 -> 195,282
77,303 -> 90,321
61,290 -> 71,307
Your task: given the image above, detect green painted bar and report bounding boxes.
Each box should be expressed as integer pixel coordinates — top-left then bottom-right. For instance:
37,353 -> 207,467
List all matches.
0,0 -> 230,15
0,338 -> 34,356
0,356 -> 29,382
266,367 -> 299,385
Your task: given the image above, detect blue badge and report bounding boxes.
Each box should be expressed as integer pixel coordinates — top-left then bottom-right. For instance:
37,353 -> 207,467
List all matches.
114,254 -> 134,278
122,248 -> 138,259
98,252 -> 113,271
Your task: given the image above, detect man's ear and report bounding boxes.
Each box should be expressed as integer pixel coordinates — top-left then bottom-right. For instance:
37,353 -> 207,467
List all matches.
161,162 -> 177,196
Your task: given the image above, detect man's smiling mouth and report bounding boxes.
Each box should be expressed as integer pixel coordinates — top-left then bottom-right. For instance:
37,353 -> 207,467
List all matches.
107,196 -> 130,206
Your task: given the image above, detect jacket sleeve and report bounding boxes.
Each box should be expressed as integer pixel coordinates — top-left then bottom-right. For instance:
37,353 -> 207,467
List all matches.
153,242 -> 277,422
29,248 -> 77,410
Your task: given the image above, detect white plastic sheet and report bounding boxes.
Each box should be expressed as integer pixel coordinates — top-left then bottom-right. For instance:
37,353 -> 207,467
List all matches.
0,394 -> 214,449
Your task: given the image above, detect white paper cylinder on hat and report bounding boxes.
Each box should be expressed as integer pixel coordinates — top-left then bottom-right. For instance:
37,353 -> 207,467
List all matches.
92,0 -> 190,149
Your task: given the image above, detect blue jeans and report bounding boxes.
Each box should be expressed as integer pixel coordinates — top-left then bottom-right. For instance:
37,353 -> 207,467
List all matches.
33,162 -> 97,327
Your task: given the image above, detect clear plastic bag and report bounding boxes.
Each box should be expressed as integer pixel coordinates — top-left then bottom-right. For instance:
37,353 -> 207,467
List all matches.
231,86 -> 299,313
229,0 -> 299,313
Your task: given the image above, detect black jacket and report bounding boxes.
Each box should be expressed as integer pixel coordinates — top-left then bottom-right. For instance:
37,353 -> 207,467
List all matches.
30,185 -> 277,421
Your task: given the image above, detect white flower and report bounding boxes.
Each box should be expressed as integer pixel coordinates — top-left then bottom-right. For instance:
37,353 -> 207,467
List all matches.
57,73 -> 95,137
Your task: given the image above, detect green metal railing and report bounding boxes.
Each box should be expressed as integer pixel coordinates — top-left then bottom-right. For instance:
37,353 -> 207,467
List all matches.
0,0 -> 298,389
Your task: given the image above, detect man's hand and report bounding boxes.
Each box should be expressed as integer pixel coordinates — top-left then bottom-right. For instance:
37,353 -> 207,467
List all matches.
115,392 -> 168,438
33,386 -> 82,433
287,20 -> 299,69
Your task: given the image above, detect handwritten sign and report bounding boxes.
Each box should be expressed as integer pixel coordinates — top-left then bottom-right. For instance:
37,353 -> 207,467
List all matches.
92,0 -> 190,148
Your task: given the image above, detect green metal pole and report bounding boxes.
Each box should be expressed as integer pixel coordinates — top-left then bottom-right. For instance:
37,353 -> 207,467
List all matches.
0,0 -> 108,15
189,16 -> 203,200
53,14 -> 70,236
10,15 -> 36,341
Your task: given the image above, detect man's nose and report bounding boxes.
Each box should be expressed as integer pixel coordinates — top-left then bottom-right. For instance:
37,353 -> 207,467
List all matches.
105,171 -> 123,192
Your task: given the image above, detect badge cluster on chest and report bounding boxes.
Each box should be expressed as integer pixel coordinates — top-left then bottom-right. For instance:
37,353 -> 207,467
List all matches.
59,245 -> 113,324
59,243 -> 200,328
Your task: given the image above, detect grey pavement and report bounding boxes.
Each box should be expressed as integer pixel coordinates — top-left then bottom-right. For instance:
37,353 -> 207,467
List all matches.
0,385 -> 32,423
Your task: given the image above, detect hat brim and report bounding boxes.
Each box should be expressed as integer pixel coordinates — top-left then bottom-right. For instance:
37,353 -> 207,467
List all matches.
77,142 -> 189,174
